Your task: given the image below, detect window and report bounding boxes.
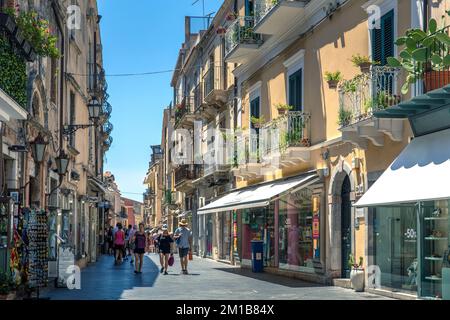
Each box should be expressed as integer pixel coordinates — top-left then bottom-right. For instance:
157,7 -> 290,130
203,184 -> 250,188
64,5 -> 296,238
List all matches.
245,0 -> 254,17
50,57 -> 58,104
69,91 -> 76,147
372,10 -> 394,66
288,69 -> 303,111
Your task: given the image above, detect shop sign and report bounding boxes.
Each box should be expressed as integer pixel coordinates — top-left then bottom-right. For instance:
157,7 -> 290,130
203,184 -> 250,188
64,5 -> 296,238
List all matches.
313,216 -> 319,239
58,246 -> 75,288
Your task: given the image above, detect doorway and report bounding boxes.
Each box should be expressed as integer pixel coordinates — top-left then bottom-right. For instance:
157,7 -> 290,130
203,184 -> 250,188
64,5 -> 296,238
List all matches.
341,175 -> 352,278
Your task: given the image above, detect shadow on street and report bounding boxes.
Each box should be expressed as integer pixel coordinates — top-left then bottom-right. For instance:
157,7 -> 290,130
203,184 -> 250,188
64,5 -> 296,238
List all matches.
213,267 -> 326,288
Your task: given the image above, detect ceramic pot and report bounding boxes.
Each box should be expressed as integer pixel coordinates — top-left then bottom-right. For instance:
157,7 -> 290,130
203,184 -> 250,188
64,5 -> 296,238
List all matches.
350,269 -> 365,292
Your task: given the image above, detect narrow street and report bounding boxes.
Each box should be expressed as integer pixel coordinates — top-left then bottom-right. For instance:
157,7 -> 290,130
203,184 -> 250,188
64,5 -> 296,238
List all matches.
42,254 -> 390,300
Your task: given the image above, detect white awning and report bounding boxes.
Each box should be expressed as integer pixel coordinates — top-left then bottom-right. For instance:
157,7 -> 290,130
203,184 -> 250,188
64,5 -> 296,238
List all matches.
355,128 -> 450,207
0,88 -> 28,122
88,178 -> 107,194
198,172 -> 319,215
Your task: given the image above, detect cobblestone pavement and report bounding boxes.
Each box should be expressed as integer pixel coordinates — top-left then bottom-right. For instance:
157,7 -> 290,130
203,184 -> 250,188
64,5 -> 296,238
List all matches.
42,253 -> 391,300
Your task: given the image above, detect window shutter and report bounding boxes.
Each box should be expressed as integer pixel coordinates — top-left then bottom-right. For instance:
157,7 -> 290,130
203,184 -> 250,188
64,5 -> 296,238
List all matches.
372,28 -> 382,65
381,10 -> 394,65
250,97 -> 260,118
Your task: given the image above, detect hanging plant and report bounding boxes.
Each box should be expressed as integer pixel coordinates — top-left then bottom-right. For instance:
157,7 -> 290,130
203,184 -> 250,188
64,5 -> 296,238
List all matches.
3,9 -> 60,59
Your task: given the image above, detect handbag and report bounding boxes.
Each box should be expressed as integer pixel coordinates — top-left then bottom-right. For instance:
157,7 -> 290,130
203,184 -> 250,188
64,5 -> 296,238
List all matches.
168,255 -> 174,266
188,250 -> 193,261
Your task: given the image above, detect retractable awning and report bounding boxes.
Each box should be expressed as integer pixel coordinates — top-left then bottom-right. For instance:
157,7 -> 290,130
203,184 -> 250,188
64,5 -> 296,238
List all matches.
355,128 -> 450,207
198,172 -> 319,215
88,177 -> 107,194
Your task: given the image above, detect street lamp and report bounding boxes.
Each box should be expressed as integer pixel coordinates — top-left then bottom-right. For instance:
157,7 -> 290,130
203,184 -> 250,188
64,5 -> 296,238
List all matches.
55,151 -> 69,176
30,133 -> 48,163
88,96 -> 102,121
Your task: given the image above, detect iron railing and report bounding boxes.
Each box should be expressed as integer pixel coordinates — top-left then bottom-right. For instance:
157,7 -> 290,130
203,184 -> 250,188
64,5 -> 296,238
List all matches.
412,30 -> 450,96
260,111 -> 311,159
193,82 -> 204,111
203,65 -> 224,99
254,0 -> 279,25
174,164 -> 203,186
225,16 -> 262,58
88,62 -> 107,99
338,66 -> 402,127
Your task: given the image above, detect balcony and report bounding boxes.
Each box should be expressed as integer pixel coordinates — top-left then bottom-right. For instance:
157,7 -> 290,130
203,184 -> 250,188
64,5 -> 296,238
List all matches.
174,96 -> 196,129
193,81 -> 214,122
338,66 -> 404,148
260,111 -> 311,168
174,164 -> 203,192
88,62 -> 107,102
0,31 -> 28,122
203,65 -> 228,108
224,16 -> 263,64
231,131 -> 264,179
254,0 -> 308,35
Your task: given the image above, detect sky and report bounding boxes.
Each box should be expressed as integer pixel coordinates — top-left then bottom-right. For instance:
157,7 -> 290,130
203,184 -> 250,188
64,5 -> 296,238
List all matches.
98,0 -> 223,202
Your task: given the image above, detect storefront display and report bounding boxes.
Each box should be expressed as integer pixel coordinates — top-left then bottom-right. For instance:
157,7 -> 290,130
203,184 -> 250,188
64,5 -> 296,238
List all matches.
27,209 -> 49,290
279,188 -> 315,271
420,200 -> 449,299
372,206 -> 418,293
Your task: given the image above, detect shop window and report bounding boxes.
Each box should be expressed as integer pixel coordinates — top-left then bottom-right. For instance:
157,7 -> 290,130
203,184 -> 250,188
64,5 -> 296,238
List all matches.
240,207 -> 275,267
420,200 -> 450,299
278,187 -> 315,270
373,206 -> 418,294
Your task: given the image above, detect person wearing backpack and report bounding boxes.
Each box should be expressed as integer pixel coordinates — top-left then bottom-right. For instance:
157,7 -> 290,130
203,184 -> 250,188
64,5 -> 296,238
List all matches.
114,223 -> 125,264
132,223 -> 147,274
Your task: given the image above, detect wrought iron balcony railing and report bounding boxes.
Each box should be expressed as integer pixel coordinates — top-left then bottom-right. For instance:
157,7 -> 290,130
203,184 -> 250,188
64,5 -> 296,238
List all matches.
338,66 -> 402,128
260,111 -> 311,159
225,16 -> 262,58
203,65 -> 225,99
174,164 -> 203,186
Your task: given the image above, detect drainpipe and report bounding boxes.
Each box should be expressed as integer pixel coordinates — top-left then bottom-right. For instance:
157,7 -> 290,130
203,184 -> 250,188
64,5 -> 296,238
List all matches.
423,0 -> 428,31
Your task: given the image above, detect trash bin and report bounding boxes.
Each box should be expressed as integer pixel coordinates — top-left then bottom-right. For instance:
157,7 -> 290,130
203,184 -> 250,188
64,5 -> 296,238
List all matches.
251,240 -> 264,273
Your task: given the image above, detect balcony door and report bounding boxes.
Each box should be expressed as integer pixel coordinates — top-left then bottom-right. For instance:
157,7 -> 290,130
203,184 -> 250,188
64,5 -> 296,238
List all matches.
245,0 -> 254,17
288,69 -> 303,112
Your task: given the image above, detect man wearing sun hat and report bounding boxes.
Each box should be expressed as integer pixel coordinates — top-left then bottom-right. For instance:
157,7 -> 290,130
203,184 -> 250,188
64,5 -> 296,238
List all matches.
174,219 -> 192,274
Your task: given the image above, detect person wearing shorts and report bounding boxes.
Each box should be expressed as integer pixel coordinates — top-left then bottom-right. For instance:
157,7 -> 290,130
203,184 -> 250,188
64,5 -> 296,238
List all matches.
174,219 -> 192,275
155,227 -> 173,275
114,223 -> 125,264
132,223 -> 147,274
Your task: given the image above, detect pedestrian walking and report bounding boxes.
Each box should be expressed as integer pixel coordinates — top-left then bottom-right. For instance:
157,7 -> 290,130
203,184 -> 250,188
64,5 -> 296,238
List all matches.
124,225 -> 132,261
155,226 -> 174,275
107,226 -> 114,255
114,223 -> 125,264
174,219 -> 192,275
132,223 -> 147,274
129,225 -> 137,264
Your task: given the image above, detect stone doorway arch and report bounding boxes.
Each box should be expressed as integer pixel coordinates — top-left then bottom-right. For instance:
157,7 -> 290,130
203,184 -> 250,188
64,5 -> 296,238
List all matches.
327,157 -> 357,278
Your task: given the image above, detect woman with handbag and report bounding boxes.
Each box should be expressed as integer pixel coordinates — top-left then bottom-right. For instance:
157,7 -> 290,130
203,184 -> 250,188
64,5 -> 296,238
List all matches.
155,226 -> 174,275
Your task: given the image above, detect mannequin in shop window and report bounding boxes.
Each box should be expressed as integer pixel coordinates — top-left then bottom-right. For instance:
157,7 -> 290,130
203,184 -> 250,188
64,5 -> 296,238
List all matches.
407,258 -> 418,287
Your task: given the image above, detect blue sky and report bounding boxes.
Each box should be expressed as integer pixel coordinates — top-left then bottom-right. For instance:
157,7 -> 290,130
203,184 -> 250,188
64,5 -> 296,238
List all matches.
98,0 -> 222,202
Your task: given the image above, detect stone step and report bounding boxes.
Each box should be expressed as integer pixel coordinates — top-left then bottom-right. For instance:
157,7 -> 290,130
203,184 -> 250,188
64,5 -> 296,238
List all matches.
333,278 -> 352,289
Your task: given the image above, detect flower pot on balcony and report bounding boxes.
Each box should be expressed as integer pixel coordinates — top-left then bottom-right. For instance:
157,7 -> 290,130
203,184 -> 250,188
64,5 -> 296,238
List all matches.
277,108 -> 286,115
358,62 -> 372,74
217,27 -> 227,35
424,70 -> 450,92
350,269 -> 365,292
0,12 -> 16,34
253,123 -> 261,129
327,80 -> 339,89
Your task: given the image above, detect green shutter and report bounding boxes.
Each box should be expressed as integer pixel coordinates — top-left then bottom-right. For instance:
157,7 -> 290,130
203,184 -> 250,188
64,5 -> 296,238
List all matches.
373,10 -> 394,66
381,10 -> 394,65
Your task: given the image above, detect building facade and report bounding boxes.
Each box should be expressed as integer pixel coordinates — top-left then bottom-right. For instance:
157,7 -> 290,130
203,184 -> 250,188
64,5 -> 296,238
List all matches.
0,0 -> 112,288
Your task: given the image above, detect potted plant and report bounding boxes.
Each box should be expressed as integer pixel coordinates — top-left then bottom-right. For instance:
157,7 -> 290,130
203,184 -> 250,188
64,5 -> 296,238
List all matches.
388,16 -> 450,93
0,271 -> 14,300
226,12 -> 237,21
216,26 -> 227,35
338,107 -> 353,127
350,54 -> 378,73
250,116 -> 265,129
274,103 -> 293,115
349,254 -> 365,292
324,71 -> 342,89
